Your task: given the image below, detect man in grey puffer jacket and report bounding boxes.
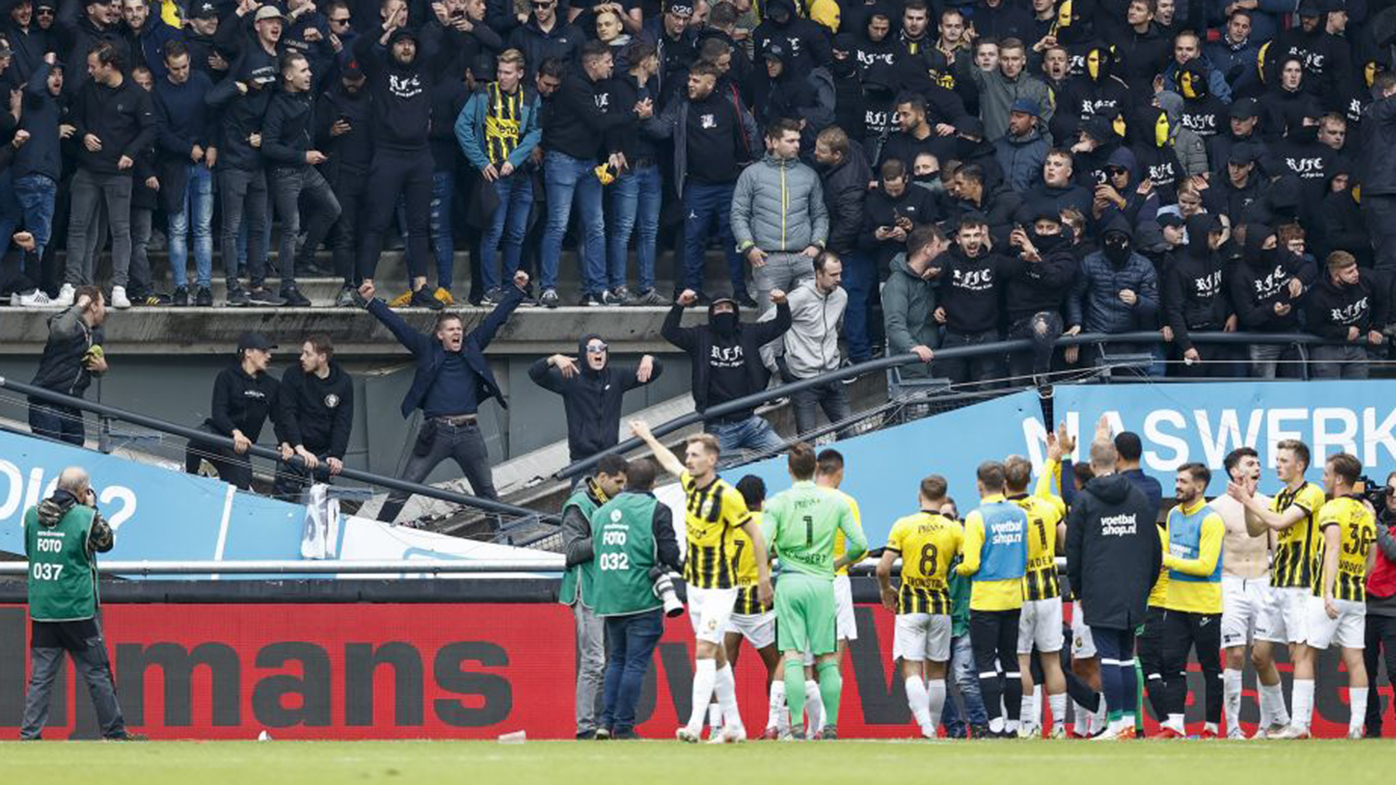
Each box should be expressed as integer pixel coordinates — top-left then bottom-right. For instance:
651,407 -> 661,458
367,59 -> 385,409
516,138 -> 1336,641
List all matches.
731,118 -> 829,323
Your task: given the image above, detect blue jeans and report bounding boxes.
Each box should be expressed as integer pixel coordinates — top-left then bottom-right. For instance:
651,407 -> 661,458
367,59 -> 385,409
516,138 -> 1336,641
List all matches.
13,173 -> 56,273
600,608 -> 664,734
705,415 -> 783,456
683,181 -> 744,294
943,633 -> 987,735
399,170 -> 456,288
481,173 -> 533,292
28,401 -> 84,446
607,164 -> 662,292
542,151 -> 604,294
168,164 -> 215,288
841,249 -> 875,361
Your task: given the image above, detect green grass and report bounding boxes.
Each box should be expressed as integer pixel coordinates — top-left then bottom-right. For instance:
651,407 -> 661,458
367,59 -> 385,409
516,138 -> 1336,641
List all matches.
0,739 -> 1386,785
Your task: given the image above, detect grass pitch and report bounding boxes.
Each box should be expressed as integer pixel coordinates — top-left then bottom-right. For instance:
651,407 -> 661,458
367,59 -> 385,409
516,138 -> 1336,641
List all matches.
0,738 -> 1388,785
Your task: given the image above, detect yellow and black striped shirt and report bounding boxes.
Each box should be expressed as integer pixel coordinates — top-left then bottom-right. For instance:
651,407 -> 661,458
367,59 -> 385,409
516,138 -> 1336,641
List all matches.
886,511 -> 962,615
1010,494 -> 1063,601
1271,482 -> 1326,589
681,471 -> 751,590
1315,496 -> 1377,602
483,82 -> 523,166
732,511 -> 767,615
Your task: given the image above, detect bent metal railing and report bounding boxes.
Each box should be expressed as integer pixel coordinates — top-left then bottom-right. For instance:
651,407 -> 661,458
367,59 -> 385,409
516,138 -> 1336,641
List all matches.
557,329 -> 1357,480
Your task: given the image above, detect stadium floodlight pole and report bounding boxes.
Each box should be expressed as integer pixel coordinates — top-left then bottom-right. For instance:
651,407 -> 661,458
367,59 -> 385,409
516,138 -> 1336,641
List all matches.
0,559 -> 566,576
556,330 -> 1340,480
0,375 -> 554,524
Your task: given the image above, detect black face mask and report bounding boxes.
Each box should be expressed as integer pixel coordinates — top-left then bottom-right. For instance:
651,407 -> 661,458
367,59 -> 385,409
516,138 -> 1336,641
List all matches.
1103,235 -> 1131,265
913,173 -> 938,184
956,137 -> 980,158
1261,247 -> 1279,268
1031,230 -> 1065,252
711,311 -> 738,337
1290,124 -> 1319,144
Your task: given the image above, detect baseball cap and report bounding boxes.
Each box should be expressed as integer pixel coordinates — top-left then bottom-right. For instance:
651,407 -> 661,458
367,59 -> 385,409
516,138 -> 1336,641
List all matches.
1228,143 -> 1257,166
237,332 -> 277,353
341,58 -> 364,79
192,0 -> 219,19
1157,213 -> 1185,229
1297,0 -> 1322,17
254,5 -> 285,22
763,43 -> 786,62
665,0 -> 694,16
1228,97 -> 1259,120
1010,97 -> 1041,117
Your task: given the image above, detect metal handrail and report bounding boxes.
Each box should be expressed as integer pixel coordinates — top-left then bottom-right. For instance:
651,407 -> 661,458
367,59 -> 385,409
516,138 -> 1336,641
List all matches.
0,559 -> 564,575
0,375 -> 556,524
556,329 -> 1350,480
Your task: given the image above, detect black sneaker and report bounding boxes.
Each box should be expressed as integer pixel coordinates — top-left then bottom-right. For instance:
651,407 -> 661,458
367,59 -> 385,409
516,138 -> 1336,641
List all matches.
335,285 -> 358,308
106,732 -> 148,741
196,286 -> 214,307
172,286 -> 189,306
280,286 -> 312,307
247,287 -> 284,306
736,292 -> 759,309
603,286 -> 632,305
969,723 -> 991,739
627,288 -> 668,306
409,286 -> 444,310
539,288 -> 560,309
579,292 -> 604,306
481,287 -> 505,306
226,287 -> 251,307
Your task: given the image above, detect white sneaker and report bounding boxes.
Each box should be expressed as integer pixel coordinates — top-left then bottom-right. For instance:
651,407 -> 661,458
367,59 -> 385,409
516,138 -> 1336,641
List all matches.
1018,724 -> 1041,739
111,286 -> 131,309
920,725 -> 939,740
1227,728 -> 1247,740
15,289 -> 54,307
1090,727 -> 1122,741
1273,725 -> 1311,740
675,727 -> 700,743
54,283 -> 75,307
712,725 -> 746,744
1347,728 -> 1364,740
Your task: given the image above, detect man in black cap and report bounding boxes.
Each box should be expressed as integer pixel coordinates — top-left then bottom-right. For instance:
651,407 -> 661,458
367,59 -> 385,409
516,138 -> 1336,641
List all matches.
639,0 -> 697,104
183,0 -> 226,77
1268,0 -> 1352,103
185,333 -> 280,490
1208,97 -> 1269,178
1210,142 -> 1263,220
316,56 -> 371,306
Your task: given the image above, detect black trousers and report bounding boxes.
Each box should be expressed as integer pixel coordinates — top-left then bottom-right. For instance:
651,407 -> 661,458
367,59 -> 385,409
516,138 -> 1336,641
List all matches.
1138,605 -> 1169,721
1162,608 -> 1223,724
1364,611 -> 1396,736
184,424 -> 253,490
970,607 -> 1023,723
328,171 -> 368,286
356,149 -> 432,283
378,419 -> 497,525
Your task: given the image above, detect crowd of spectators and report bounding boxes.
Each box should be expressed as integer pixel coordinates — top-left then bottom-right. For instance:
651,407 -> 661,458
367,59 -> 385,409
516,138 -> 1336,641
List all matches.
7,0 -> 1396,390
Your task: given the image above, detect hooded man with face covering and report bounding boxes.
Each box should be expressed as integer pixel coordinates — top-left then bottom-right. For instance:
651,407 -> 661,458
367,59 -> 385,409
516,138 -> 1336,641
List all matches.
1161,213 -> 1239,377
1227,223 -> 1318,377
752,0 -> 830,74
530,335 -> 663,463
1002,209 -> 1079,386
1065,215 -> 1161,370
1130,105 -> 1184,205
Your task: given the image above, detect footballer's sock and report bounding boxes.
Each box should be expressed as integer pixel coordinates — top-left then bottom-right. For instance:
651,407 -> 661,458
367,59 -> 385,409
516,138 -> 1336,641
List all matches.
686,659 -> 717,734
1072,701 -> 1090,736
767,679 -> 786,731
927,679 -> 947,735
707,702 -> 722,732
816,660 -> 842,731
1032,685 -> 1043,725
1120,659 -> 1139,719
784,661 -> 807,734
1049,692 -> 1067,731
1349,687 -> 1369,735
1019,694 -> 1035,728
1166,712 -> 1186,734
1260,679 -> 1290,727
1292,678 -> 1315,730
1223,668 -> 1243,736
804,679 -> 825,732
714,665 -> 743,733
905,677 -> 932,733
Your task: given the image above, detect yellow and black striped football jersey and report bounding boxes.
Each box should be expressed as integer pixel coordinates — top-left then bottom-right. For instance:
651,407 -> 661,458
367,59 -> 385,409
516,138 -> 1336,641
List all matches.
885,511 -> 962,615
681,471 -> 751,590
1315,496 -> 1377,602
1271,482 -> 1326,589
732,511 -> 768,615
1011,493 -> 1063,601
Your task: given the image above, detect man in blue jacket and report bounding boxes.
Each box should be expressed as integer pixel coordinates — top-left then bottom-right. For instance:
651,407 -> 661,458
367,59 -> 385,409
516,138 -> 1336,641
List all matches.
357,270 -> 529,525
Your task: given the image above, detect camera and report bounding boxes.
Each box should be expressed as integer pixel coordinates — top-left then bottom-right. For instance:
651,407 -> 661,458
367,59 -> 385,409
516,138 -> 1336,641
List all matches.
649,567 -> 684,618
1356,475 -> 1391,510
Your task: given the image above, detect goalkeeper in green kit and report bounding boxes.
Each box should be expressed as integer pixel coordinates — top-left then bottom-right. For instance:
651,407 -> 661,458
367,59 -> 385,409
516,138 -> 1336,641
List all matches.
762,443 -> 867,740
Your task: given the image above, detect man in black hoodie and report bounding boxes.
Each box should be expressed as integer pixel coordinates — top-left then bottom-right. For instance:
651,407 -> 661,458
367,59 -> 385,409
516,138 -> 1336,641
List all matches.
1228,223 -> 1317,378
662,289 -> 791,454
751,0 -> 829,73
1065,437 -> 1161,740
275,334 -> 355,499
184,333 -> 279,490
929,216 -> 1008,388
60,41 -> 155,310
530,334 -> 663,463
315,58 -> 372,305
1161,214 -> 1237,377
353,6 -> 444,309
1306,250 -> 1387,379
264,51 -> 340,308
1003,210 -> 1078,385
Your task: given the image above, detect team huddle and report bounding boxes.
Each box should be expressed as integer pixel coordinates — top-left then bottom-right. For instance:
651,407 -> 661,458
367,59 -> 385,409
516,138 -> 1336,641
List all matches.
571,416 -> 1379,741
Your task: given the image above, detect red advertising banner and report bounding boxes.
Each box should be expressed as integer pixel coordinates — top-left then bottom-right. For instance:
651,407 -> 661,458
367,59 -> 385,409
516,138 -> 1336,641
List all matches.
0,604 -> 1381,739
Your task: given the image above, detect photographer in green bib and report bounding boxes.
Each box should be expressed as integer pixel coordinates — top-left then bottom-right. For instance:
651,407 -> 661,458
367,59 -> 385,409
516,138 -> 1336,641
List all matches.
590,458 -> 682,739
20,467 -> 140,740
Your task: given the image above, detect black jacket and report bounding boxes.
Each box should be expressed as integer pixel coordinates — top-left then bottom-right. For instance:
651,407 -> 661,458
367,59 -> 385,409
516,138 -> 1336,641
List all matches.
1161,216 -> 1232,352
820,146 -> 871,256
1065,472 -> 1162,631
31,306 -> 103,399
1002,239 -> 1078,322
530,334 -> 665,462
354,24 -> 441,152
315,81 -> 374,180
1229,228 -> 1316,333
935,245 -> 1009,334
542,67 -> 632,160
860,185 -> 941,269
662,299 -> 791,415
1305,273 -> 1389,340
206,76 -> 273,172
1361,93 -> 1396,196
69,76 -> 157,175
204,364 -> 280,443
262,89 -> 317,168
276,362 -> 355,458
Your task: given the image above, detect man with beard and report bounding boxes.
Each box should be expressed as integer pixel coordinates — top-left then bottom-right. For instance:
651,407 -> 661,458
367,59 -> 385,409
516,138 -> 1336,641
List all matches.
878,93 -> 957,173
928,216 -> 1009,388
274,334 -> 355,499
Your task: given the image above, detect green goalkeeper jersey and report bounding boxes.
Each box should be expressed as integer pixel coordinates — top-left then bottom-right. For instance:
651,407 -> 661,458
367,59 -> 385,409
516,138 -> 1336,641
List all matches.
762,481 -> 867,581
